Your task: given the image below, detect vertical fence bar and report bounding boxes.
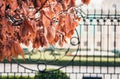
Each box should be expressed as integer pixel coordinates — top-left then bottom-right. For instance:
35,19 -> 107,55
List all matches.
107,10 -> 110,74
93,9 -> 96,74
10,61 -> 12,73
79,24 -> 82,74
114,9 -> 117,74
3,60 -> 5,73
86,9 -> 89,73
100,9 -> 103,74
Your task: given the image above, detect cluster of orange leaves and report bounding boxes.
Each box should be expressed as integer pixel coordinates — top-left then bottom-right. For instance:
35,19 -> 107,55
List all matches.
0,0 -> 90,61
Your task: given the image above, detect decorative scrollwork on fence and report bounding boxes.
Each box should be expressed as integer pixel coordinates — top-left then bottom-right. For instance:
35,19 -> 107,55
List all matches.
13,29 -> 80,72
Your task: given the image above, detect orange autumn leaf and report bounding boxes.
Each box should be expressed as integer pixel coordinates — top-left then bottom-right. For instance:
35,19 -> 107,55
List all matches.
14,42 -> 24,59
81,0 -> 91,5
11,43 -> 18,58
46,26 -> 56,44
7,0 -> 18,11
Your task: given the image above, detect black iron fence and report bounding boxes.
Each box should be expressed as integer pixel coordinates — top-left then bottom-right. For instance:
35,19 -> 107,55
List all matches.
0,9 -> 120,79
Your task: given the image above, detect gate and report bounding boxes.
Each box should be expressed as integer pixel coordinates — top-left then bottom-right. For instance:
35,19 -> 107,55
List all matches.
0,9 -> 120,79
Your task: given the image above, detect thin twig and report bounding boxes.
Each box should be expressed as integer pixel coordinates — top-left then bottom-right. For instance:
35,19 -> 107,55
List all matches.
34,0 -> 48,14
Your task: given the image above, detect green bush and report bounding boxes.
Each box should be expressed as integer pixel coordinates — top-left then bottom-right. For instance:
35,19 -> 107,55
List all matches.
34,69 -> 70,79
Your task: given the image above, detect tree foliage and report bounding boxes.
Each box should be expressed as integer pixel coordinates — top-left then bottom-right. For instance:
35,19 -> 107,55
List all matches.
0,0 -> 90,61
